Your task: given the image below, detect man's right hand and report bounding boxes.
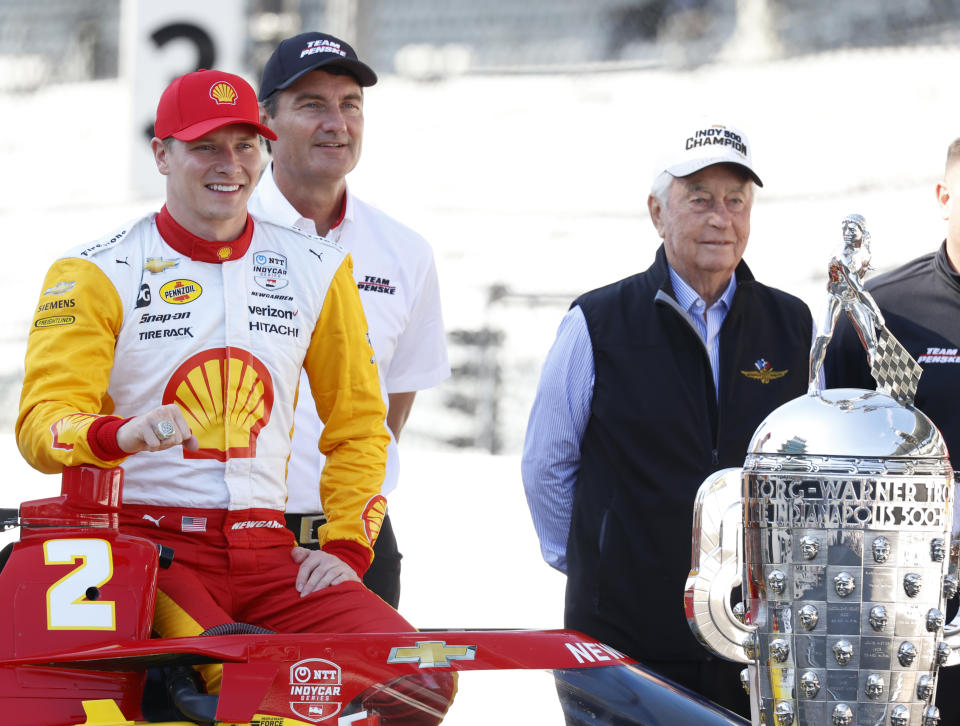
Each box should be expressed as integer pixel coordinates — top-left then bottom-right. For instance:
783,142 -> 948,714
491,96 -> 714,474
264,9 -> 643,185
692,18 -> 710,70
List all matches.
116,403 -> 199,454
291,546 -> 360,597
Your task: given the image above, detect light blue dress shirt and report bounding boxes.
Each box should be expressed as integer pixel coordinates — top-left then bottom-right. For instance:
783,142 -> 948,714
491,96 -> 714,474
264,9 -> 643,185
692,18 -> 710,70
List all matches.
520,267 -> 737,572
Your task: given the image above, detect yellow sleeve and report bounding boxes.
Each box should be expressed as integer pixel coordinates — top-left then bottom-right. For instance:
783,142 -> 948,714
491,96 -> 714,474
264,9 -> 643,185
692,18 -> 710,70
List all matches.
302,255 -> 389,561
16,257 -> 128,473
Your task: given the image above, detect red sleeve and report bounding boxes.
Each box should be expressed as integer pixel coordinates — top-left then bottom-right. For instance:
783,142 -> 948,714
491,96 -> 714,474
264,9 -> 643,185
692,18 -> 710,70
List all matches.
87,416 -> 133,461
322,540 -> 371,578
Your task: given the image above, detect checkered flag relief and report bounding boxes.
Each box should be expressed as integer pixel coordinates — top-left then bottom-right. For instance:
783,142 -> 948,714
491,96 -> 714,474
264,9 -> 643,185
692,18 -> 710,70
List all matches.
870,326 -> 922,405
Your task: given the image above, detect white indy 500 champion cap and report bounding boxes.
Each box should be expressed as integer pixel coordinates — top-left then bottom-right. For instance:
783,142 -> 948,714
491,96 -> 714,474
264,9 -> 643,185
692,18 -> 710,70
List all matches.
654,122 -> 763,187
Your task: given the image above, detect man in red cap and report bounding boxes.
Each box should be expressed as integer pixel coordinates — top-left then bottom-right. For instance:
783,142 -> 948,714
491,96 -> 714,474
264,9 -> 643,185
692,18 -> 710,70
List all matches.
17,69 -> 417,692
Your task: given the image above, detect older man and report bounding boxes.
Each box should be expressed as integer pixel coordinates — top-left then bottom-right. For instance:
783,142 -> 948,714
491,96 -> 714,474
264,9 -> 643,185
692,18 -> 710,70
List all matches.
521,123 -> 813,715
249,32 -> 449,607
825,138 -> 960,723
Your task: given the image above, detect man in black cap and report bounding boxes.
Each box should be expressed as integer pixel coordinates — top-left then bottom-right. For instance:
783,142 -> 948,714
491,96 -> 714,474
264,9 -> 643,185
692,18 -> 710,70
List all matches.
249,33 -> 450,609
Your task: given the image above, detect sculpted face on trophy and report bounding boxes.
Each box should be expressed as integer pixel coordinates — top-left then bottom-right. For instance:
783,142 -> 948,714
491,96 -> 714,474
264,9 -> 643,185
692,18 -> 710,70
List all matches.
770,639 -> 790,663
890,704 -> 910,726
931,537 -> 947,562
936,641 -> 951,666
774,701 -> 794,726
833,640 -> 854,666
904,572 -> 923,598
898,641 -> 918,667
799,535 -> 820,560
767,569 -> 786,596
872,535 -> 891,563
864,673 -> 884,700
918,674 -> 936,700
868,605 -> 888,632
927,608 -> 945,633
833,703 -> 853,726
799,671 -> 820,699
834,571 -> 856,597
944,574 -> 959,600
798,604 -> 819,631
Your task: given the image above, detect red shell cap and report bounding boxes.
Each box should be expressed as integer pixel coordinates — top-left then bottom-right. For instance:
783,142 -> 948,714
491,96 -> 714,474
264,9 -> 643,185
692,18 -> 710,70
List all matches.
154,68 -> 278,141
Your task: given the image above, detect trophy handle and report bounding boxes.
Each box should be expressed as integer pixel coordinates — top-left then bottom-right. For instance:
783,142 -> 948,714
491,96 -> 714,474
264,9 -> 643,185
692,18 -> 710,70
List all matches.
685,467 -> 754,663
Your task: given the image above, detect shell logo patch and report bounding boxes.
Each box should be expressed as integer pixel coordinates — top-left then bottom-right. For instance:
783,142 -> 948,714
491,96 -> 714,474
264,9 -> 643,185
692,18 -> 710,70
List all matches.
209,81 -> 238,105
162,348 -> 274,461
50,413 -> 99,451
362,495 -> 387,544
160,279 -> 202,305
43,280 -> 75,296
741,358 -> 788,384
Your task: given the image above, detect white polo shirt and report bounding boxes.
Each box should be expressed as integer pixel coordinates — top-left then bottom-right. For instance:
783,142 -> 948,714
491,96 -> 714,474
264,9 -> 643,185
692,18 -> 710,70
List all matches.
249,163 -> 450,509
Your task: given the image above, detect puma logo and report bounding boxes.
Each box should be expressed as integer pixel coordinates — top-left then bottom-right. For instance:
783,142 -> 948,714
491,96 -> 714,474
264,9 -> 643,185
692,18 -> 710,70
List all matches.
142,514 -> 165,527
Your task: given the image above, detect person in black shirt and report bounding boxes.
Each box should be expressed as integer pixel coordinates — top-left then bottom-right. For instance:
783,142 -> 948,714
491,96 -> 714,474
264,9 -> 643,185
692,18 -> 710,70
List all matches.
825,137 -> 960,723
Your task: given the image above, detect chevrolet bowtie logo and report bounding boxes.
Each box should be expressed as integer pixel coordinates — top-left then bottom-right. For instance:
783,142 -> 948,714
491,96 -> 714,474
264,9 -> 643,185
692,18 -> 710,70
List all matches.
143,257 -> 179,274
387,641 -> 477,668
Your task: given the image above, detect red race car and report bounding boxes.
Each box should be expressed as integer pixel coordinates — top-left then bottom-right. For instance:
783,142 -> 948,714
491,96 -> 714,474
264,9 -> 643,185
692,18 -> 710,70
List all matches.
0,466 -> 745,726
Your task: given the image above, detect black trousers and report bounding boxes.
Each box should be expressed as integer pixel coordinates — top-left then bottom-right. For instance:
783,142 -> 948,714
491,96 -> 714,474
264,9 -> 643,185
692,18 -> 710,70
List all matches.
284,510 -> 402,608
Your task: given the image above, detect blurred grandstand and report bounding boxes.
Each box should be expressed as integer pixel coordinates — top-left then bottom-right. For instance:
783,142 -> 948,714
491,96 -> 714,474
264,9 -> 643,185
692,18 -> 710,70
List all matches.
2,0 -> 960,453
5,0 -> 960,89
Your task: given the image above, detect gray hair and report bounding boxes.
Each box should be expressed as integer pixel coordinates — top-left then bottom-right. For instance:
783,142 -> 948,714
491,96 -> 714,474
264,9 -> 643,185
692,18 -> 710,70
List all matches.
650,171 -> 674,209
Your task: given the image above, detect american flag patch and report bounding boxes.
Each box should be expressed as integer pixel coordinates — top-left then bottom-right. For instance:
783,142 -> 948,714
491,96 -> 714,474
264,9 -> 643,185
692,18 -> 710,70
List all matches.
181,516 -> 207,532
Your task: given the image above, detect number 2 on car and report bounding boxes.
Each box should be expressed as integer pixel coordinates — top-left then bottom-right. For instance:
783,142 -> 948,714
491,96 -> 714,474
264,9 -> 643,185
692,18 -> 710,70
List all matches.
43,539 -> 116,630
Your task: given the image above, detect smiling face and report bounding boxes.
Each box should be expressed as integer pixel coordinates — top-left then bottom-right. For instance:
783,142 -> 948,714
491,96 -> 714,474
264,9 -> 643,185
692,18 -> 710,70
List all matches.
264,69 -> 364,195
648,163 -> 753,305
152,124 -> 261,240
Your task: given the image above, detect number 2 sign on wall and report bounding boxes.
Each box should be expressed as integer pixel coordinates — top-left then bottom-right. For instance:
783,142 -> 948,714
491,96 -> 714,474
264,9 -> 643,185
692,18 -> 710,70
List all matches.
121,0 -> 246,199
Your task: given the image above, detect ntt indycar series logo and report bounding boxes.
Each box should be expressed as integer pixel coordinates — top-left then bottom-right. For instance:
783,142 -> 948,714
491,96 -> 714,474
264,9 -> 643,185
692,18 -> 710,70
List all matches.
254,250 -> 289,291
289,658 -> 343,722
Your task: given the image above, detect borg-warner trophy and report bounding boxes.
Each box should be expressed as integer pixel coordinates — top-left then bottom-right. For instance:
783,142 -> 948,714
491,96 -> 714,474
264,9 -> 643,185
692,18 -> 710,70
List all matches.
685,215 -> 960,726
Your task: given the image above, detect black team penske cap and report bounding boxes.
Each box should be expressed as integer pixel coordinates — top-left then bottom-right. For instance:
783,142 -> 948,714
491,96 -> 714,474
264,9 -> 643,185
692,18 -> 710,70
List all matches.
259,31 -> 377,101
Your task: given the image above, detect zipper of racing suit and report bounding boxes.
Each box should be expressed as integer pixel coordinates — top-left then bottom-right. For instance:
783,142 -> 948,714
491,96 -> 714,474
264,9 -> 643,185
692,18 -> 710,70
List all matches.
654,290 -> 721,466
